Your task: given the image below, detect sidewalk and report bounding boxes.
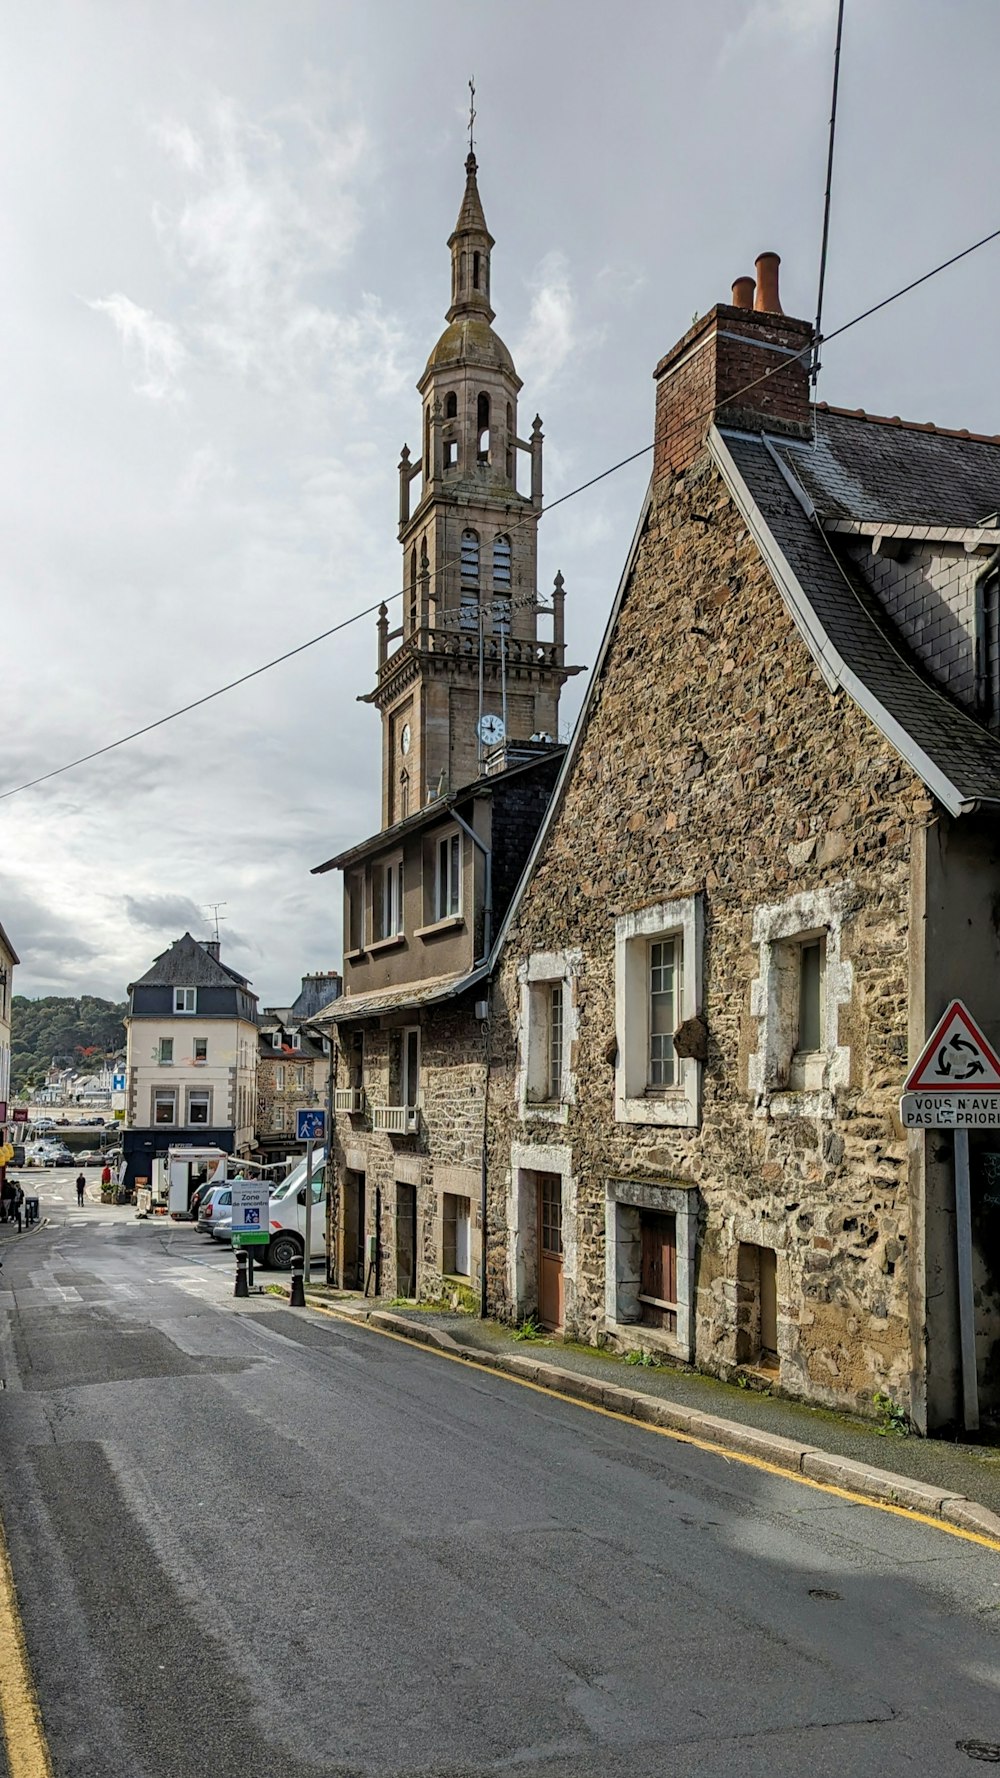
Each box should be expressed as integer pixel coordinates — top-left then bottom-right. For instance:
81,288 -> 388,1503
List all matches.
300,1285 -> 1000,1531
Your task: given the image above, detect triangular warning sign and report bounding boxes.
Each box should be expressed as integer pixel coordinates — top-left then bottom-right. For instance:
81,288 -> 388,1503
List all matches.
904,1000 -> 1000,1093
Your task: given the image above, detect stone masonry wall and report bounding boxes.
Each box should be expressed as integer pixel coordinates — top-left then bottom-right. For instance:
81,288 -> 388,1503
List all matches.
333,1005 -> 485,1303
486,449 -> 935,1419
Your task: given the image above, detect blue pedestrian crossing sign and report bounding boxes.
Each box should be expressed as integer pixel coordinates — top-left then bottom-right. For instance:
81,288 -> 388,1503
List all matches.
296,1109 -> 326,1142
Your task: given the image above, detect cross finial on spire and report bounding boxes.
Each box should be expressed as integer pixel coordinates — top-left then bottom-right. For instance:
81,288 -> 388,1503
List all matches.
468,76 -> 476,155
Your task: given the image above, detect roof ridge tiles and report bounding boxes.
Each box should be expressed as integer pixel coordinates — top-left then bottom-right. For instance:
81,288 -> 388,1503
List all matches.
814,401 -> 1000,448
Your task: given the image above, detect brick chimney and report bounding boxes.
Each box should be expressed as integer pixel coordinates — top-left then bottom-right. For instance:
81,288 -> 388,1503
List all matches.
653,253 -> 813,482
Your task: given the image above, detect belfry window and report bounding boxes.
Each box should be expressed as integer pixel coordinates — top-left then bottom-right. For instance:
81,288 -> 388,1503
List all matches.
477,392 -> 490,464
506,401 -> 515,481
460,529 -> 480,632
445,392 -> 457,419
408,548 -> 418,634
473,250 -> 481,289
493,534 -> 512,637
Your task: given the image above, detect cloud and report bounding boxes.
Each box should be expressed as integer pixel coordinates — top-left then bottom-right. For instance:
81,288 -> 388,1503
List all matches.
123,893 -> 207,932
513,251 -> 585,392
721,0 -> 833,59
148,93 -> 390,393
87,293 -> 187,400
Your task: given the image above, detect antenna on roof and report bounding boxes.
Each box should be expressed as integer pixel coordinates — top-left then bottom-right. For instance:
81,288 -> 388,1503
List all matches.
812,0 -> 845,391
203,901 -> 227,945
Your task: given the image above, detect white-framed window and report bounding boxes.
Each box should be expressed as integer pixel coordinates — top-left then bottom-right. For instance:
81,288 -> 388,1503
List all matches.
174,988 -> 196,1014
374,855 -> 404,941
435,830 -> 462,920
275,1064 -> 285,1091
401,1026 -> 420,1108
295,1065 -> 306,1090
615,897 -> 702,1127
158,1037 -> 174,1065
518,951 -> 580,1121
648,936 -> 681,1089
186,1089 -> 211,1126
194,1038 -> 207,1062
749,889 -> 852,1117
153,1089 -> 176,1126
442,1193 -> 471,1277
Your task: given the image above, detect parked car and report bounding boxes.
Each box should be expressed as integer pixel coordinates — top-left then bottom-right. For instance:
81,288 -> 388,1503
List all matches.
55,1118 -> 71,1127
45,1147 -> 74,1168
33,1119 -> 56,1132
210,1209 -> 235,1242
197,1186 -> 231,1235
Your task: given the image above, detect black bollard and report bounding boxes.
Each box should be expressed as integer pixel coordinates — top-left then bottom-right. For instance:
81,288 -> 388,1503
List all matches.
234,1249 -> 250,1299
289,1251 -> 305,1308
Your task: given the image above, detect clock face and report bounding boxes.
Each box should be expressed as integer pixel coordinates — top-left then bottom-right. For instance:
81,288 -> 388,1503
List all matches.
400,722 -> 411,756
477,713 -> 506,745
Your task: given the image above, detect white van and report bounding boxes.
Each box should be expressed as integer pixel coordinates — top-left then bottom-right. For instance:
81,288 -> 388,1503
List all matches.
258,1147 -> 327,1270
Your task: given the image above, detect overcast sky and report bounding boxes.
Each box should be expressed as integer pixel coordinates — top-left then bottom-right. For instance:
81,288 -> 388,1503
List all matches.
3,0 -> 999,1007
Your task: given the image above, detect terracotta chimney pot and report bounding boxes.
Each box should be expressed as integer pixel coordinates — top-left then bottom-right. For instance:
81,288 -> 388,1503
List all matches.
731,276 -> 755,311
754,252 -> 782,314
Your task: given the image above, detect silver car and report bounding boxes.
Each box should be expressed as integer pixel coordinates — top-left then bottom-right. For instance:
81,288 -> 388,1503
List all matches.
197,1186 -> 231,1235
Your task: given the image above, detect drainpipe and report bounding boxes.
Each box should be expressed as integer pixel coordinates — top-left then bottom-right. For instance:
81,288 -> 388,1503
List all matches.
449,805 -> 492,961
974,547 -> 1000,714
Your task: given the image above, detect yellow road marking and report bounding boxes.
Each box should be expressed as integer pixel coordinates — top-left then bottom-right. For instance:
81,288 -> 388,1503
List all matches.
0,1513 -> 53,1777
303,1298 -> 1000,1556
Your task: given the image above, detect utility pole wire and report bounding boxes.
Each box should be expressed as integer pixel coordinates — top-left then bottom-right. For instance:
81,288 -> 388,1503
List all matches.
3,219 -> 1000,805
812,0 -> 846,388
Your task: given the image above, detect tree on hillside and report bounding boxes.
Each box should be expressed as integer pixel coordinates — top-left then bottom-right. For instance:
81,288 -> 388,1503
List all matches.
11,996 -> 127,1092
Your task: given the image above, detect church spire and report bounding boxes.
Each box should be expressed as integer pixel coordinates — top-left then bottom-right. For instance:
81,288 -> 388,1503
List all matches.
447,150 -> 495,324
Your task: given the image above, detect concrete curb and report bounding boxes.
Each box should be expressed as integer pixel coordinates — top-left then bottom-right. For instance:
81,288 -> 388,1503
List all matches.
322,1306 -> 1000,1540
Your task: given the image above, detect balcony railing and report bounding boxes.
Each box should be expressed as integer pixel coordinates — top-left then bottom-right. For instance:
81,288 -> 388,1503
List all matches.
371,1104 -> 419,1135
380,625 -> 564,684
334,1087 -> 366,1115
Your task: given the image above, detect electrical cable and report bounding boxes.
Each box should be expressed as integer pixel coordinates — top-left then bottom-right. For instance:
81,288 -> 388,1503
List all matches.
4,221 -> 1000,804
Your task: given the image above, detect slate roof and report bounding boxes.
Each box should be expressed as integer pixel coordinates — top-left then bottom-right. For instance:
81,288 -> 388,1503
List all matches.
797,408 -> 1000,526
318,967 -> 488,1024
712,424 -> 1000,813
129,932 -> 253,993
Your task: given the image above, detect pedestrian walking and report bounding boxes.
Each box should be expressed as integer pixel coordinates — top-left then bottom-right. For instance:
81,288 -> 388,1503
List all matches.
10,1183 -> 23,1233
0,1177 -> 13,1223
75,1173 -> 86,1207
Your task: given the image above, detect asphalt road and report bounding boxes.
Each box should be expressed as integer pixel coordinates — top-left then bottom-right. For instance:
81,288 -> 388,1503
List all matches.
0,1177 -> 999,1778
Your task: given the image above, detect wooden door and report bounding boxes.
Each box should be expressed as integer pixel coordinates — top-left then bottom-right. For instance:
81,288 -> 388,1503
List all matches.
395,1182 -> 417,1299
343,1172 -> 364,1290
639,1212 -> 677,1332
537,1173 -> 564,1331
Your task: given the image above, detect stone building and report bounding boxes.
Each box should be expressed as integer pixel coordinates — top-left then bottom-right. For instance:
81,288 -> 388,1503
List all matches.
482,253 -> 1000,1434
122,933 -> 259,1192
314,151 -> 578,1301
256,972 -> 340,1164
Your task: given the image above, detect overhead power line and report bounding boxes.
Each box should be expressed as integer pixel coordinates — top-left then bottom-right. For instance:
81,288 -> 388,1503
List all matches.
3,221 -> 1000,805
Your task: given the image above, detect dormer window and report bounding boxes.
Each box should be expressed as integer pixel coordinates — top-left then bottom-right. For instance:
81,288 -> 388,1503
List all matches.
174,988 -> 196,1014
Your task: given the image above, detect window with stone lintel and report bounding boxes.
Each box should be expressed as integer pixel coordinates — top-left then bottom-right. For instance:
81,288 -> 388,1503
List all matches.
614,896 -> 702,1128
748,885 -> 853,1119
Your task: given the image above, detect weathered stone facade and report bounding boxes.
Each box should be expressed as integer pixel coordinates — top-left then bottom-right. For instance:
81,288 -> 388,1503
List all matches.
485,445 -> 931,1418
333,1006 -> 485,1305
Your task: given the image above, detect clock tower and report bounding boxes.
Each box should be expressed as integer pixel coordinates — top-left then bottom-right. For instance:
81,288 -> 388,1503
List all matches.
365,150 -> 581,830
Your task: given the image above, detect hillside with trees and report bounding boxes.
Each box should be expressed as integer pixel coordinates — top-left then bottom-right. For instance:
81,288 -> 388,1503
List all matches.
11,996 -> 127,1092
